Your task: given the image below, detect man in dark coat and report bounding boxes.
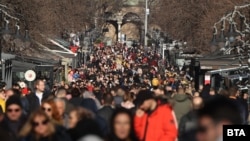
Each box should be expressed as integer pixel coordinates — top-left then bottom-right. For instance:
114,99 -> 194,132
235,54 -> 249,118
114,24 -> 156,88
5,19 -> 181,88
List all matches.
0,95 -> 27,141
81,98 -> 108,137
97,94 -> 114,129
26,79 -> 50,113
67,118 -> 102,141
228,86 -> 247,124
178,96 -> 203,141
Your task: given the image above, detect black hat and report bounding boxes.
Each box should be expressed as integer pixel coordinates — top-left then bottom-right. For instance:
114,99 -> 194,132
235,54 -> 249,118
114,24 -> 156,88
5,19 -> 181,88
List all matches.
134,90 -> 154,106
6,95 -> 23,110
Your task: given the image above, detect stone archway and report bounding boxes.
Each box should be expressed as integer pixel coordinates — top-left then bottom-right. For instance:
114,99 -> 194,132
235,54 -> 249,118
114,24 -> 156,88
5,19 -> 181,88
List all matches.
121,23 -> 140,41
121,12 -> 142,42
103,22 -> 117,42
102,11 -> 143,43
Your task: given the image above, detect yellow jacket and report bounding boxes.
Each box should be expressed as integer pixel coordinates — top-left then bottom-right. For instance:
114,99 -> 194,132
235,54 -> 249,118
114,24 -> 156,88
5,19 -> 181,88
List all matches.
0,98 -> 5,112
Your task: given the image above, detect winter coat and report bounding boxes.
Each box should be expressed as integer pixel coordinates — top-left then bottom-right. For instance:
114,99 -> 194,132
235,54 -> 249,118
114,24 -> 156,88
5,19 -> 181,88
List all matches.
19,126 -> 72,141
172,94 -> 192,124
26,92 -> 50,113
81,99 -> 109,136
134,105 -> 178,141
67,118 -> 102,141
97,106 -> 114,128
178,110 -> 198,141
69,97 -> 83,107
113,96 -> 123,108
0,126 -> 10,141
0,98 -> 5,113
20,96 -> 30,116
73,73 -> 80,79
230,98 -> 247,124
0,116 -> 27,141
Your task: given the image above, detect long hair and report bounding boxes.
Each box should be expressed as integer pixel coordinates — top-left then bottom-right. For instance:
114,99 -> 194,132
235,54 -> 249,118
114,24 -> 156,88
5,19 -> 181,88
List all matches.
19,109 -> 55,137
108,107 -> 139,141
41,99 -> 62,124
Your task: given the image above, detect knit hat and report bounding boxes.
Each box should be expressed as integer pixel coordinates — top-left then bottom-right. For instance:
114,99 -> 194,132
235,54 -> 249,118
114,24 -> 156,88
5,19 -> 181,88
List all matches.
134,90 -> 154,106
152,78 -> 159,87
5,95 -> 23,110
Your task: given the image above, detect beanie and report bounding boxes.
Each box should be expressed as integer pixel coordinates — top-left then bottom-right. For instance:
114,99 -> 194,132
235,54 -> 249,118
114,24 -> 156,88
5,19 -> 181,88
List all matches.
152,78 -> 159,86
6,95 -> 23,111
22,87 -> 28,95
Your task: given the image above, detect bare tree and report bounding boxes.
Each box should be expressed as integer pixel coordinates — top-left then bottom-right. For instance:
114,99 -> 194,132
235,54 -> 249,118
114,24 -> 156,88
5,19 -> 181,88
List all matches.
150,0 -> 248,53
0,0 -> 126,44
2,0 -> 249,54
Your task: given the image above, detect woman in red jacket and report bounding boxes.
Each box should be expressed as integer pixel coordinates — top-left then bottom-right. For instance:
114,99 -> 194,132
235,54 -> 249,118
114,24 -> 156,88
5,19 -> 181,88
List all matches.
134,90 -> 178,141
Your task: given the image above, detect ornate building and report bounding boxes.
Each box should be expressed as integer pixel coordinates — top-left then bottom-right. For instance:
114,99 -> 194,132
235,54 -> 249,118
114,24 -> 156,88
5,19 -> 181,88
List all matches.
103,0 -> 147,43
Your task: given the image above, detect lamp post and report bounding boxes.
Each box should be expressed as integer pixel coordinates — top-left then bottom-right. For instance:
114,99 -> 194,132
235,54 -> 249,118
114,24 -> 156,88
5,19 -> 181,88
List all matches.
228,22 -> 237,43
211,28 -> 217,44
117,12 -> 123,42
144,0 -> 149,47
217,22 -> 226,48
210,28 -> 217,52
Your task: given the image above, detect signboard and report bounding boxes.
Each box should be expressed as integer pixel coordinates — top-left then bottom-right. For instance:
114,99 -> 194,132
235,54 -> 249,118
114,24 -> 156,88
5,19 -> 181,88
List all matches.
24,70 -> 36,82
163,44 -> 167,49
204,75 -> 211,85
201,66 -> 213,70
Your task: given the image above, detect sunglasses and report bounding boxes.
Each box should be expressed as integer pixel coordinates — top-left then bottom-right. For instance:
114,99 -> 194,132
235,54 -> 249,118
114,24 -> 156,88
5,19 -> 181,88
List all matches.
32,119 -> 49,127
42,107 -> 52,112
7,108 -> 20,113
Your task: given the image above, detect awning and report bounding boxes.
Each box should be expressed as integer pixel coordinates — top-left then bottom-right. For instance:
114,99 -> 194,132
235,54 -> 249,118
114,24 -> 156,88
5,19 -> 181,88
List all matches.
15,55 -> 60,65
12,60 -> 36,72
200,60 -> 248,70
2,53 -> 15,60
52,51 -> 76,58
198,56 -> 247,70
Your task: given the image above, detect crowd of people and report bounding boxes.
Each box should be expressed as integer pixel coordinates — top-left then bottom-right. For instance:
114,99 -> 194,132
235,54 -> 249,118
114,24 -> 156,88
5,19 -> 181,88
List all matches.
0,44 -> 249,141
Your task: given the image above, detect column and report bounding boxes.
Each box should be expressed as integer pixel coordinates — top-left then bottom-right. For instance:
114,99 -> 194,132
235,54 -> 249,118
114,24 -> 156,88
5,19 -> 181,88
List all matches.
117,20 -> 122,42
211,75 -> 215,88
1,59 -> 5,82
84,52 -> 87,65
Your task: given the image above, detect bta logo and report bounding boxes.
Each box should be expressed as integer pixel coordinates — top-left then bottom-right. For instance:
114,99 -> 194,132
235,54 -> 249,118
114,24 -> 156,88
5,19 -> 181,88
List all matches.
227,129 -> 246,136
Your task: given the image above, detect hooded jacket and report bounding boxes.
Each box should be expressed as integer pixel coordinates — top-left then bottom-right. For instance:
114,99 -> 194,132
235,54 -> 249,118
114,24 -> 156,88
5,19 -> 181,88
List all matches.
172,94 -> 192,124
134,105 -> 178,141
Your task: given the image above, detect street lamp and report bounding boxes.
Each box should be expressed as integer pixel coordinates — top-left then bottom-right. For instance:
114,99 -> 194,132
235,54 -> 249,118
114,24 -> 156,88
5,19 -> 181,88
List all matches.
144,0 -> 149,47
14,22 -> 21,38
227,22 -> 237,43
210,29 -> 217,46
217,23 -> 226,48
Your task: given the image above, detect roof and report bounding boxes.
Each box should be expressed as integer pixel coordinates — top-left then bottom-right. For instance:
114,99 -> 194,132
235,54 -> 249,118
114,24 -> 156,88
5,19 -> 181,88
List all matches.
12,60 -> 36,72
1,53 -> 15,60
198,54 -> 248,70
40,36 -> 76,58
15,55 -> 60,65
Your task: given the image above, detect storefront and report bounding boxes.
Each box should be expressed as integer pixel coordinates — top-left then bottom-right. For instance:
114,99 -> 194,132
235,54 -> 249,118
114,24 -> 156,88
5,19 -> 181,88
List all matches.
0,53 -> 16,88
